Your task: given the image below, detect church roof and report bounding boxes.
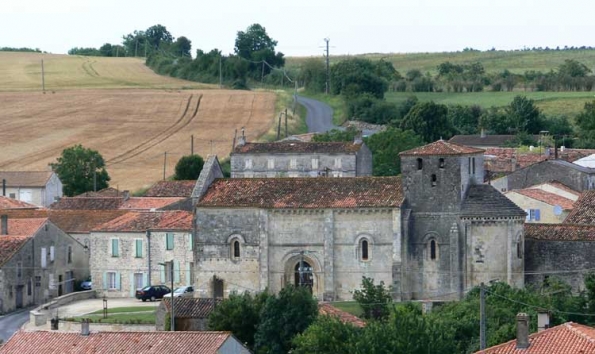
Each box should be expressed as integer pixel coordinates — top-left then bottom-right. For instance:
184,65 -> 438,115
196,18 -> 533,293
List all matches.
461,184 -> 526,217
233,141 -> 363,154
525,223 -> 595,241
198,177 -> 403,209
564,191 -> 595,225
143,180 -> 197,197
400,140 -> 484,156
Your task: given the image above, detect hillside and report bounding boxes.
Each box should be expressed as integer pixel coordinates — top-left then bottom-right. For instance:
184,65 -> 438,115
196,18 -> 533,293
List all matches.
286,49 -> 595,75
0,52 -> 214,91
0,52 -> 276,191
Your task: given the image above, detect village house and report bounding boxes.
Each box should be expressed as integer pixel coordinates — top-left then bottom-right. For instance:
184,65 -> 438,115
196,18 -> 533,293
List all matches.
0,171 -> 63,207
230,131 -> 372,178
0,330 -> 251,354
0,216 -> 88,314
194,141 -> 525,302
504,182 -> 580,223
156,297 -> 220,331
89,210 -> 194,298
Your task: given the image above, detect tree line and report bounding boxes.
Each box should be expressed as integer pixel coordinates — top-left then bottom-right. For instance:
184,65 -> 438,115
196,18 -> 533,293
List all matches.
1,47 -> 42,53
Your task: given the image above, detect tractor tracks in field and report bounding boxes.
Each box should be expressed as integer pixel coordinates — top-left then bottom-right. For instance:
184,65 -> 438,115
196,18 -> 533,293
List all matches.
106,93 -> 202,166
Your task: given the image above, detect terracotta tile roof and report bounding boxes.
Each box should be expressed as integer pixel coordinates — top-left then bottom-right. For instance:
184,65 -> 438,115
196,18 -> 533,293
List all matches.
0,197 -> 41,210
74,187 -> 126,198
461,185 -> 526,217
450,134 -> 540,147
3,218 -> 47,237
525,223 -> 595,241
484,148 -> 595,174
476,322 -> 595,354
0,210 -> 127,234
511,189 -> 576,210
565,191 -> 595,225
318,303 -> 366,328
0,330 -> 240,354
163,298 -> 221,318
50,197 -> 123,210
144,180 -> 197,197
0,171 -> 54,187
198,177 -> 403,209
234,141 -> 363,154
529,181 -> 581,197
94,211 -> 193,232
400,140 -> 484,156
120,197 -> 185,210
0,236 -> 31,267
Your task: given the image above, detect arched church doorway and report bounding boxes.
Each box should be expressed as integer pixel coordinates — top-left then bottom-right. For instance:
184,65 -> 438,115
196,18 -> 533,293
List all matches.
294,261 -> 313,289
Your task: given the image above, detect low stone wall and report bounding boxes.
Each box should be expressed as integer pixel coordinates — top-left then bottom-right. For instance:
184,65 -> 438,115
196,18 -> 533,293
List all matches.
48,321 -> 155,332
30,290 -> 96,327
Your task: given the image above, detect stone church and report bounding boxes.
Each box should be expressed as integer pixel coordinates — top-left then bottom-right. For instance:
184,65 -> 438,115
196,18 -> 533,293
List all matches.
193,140 -> 525,301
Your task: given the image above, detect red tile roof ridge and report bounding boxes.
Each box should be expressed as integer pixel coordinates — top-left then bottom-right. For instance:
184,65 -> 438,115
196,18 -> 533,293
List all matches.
93,210 -> 193,232
511,188 -> 575,210
318,302 -> 366,328
400,140 -> 485,156
566,322 -> 595,343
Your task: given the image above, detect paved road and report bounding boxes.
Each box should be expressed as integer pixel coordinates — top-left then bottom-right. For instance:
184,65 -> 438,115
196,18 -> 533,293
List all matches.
296,96 -> 337,133
0,308 -> 30,342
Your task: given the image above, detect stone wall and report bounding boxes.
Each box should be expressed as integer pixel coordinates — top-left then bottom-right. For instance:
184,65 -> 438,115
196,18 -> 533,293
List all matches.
525,239 -> 595,292
91,230 -> 193,298
231,153 -> 359,178
505,160 -> 595,192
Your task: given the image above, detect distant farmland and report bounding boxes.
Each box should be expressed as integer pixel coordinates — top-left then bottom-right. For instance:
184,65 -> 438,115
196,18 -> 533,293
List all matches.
0,52 -> 276,191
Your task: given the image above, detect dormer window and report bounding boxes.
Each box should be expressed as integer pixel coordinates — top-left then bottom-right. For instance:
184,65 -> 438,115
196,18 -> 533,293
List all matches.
431,174 -> 437,187
439,158 -> 445,169
417,158 -> 423,170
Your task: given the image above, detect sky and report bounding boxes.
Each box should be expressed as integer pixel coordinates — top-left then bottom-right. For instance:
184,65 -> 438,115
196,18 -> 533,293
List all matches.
2,0 -> 594,57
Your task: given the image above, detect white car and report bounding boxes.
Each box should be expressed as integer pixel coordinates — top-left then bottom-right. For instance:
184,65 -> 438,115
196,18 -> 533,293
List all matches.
163,286 -> 194,298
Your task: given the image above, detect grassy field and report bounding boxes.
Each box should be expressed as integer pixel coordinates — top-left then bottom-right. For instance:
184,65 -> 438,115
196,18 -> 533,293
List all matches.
69,307 -> 156,324
331,301 -> 363,317
0,52 -> 278,191
386,91 -> 595,117
286,49 -> 595,75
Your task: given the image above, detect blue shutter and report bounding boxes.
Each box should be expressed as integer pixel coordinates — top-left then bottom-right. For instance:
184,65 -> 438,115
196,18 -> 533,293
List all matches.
174,261 -> 180,284
103,272 -> 107,290
535,209 -> 541,221
130,273 -> 135,297
185,263 -> 191,285
115,272 -> 121,290
188,234 -> 193,251
160,264 -> 165,283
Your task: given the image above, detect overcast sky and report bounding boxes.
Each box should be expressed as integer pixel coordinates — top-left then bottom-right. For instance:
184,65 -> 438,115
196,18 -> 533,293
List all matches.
2,0 -> 593,57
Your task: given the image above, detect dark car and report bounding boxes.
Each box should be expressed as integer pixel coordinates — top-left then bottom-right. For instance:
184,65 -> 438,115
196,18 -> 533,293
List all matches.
135,285 -> 171,301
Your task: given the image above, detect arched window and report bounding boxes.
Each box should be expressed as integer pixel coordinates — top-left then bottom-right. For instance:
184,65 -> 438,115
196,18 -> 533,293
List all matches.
439,158 -> 445,169
361,240 -> 369,260
431,174 -> 437,187
232,240 -> 240,259
430,240 -> 437,260
517,241 -> 522,259
417,158 -> 423,170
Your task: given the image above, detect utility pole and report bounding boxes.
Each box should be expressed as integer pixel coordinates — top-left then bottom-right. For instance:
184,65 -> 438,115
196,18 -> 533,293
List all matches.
163,152 -> 167,180
135,39 -> 138,57
480,283 -> 486,350
261,61 -> 265,84
170,260 -> 175,331
285,108 -> 288,138
191,135 -> 194,155
219,55 -> 223,88
277,113 -> 282,140
324,38 -> 330,94
41,60 -> 45,93
93,157 -> 97,192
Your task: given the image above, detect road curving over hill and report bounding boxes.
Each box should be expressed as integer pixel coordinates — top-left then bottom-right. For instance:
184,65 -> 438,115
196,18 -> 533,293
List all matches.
296,96 -> 337,133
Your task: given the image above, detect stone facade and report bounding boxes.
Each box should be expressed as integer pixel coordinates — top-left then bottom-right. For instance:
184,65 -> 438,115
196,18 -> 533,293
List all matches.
505,191 -> 571,224
0,171 -> 63,207
0,219 -> 89,314
91,229 -> 194,298
230,138 -> 372,178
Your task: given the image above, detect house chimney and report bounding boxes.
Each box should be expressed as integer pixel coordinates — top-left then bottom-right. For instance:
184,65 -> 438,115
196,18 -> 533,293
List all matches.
1,215 -> 7,235
511,157 -> 517,172
354,130 -> 363,144
516,313 -> 530,349
480,128 -> 486,138
237,127 -> 246,147
122,190 -> 130,201
538,311 -> 550,332
2,178 -> 5,197
81,319 -> 90,336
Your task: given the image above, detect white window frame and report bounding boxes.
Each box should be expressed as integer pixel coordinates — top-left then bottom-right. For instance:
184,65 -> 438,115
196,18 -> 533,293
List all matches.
245,158 -> 253,170
107,272 -> 117,290
290,158 -> 297,169
41,247 -> 47,268
312,158 -> 319,170
50,246 -> 55,262
267,158 -> 275,170
334,157 -> 342,169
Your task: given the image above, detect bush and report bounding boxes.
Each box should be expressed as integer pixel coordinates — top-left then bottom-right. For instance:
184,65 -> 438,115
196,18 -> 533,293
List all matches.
174,154 -> 204,180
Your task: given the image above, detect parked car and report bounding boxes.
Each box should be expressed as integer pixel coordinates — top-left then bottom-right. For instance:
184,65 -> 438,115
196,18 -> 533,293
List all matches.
135,285 -> 171,301
80,280 -> 92,290
163,286 -> 194,298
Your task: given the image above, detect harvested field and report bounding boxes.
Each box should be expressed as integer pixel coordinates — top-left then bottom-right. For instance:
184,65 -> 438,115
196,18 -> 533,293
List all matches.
0,89 -> 275,190
0,52 -> 214,91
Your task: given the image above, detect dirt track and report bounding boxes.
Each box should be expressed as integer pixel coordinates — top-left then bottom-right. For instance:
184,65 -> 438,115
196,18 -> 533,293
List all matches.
0,89 -> 275,190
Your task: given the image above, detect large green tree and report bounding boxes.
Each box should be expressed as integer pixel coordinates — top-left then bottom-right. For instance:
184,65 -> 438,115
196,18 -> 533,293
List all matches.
254,285 -> 318,354
292,315 -> 358,354
400,101 -> 453,142
365,128 -> 424,176
234,24 -> 285,78
174,155 -> 204,180
145,24 -> 174,51
504,95 -> 543,134
330,58 -> 388,98
576,100 -> 595,148
50,144 -> 110,197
